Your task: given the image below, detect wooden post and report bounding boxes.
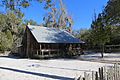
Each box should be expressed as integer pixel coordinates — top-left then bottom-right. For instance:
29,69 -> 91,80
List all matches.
49,51 -> 51,57
42,51 -> 43,57
114,63 -> 118,80
95,72 -> 98,80
109,66 -> 113,80
37,50 -> 38,55
40,44 -> 41,55
107,68 -> 110,80
103,66 -> 107,80
48,44 -> 51,57
118,65 -> 120,80
92,71 -> 95,80
99,68 -> 101,80
84,72 -> 90,80
83,78 -> 85,80
101,67 -> 103,80
76,75 -> 82,80
84,72 -> 87,80
87,74 -> 90,80
114,63 -> 116,80
98,67 -> 103,80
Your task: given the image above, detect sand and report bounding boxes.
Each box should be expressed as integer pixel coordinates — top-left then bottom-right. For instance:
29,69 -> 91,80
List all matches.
0,56 -> 112,80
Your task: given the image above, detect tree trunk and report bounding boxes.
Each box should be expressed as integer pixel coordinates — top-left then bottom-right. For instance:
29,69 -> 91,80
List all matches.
101,44 -> 104,58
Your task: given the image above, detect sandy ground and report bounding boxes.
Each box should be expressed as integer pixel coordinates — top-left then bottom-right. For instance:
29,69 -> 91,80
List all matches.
0,56 -> 112,80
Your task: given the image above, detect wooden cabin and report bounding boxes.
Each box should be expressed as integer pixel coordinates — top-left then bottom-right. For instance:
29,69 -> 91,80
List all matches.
20,25 -> 84,58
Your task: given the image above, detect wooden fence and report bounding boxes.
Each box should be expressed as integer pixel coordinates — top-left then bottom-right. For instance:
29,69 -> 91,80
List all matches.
84,45 -> 120,53
75,63 -> 120,80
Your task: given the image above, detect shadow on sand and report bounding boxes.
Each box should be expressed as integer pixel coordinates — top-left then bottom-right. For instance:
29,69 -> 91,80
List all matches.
0,66 -> 73,80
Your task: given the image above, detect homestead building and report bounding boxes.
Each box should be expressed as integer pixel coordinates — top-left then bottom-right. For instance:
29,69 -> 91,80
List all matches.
19,25 -> 84,58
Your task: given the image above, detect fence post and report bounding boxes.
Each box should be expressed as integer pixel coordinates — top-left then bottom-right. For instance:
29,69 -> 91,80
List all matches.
101,67 -> 104,80
92,71 -> 95,80
87,74 -> 90,80
99,67 -> 103,80
83,78 -> 85,80
114,63 -> 117,80
118,65 -> 120,80
95,72 -> 98,80
103,66 -> 107,80
77,75 -> 83,80
110,66 -> 113,80
84,72 -> 87,80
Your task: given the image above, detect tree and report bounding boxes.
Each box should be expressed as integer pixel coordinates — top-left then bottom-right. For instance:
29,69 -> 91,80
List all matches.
0,32 -> 9,51
0,0 -> 53,51
103,0 -> 120,45
43,0 -> 73,32
90,0 -> 120,56
91,12 -> 111,57
91,26 -> 111,57
0,0 -> 53,20
73,29 -> 92,44
0,12 -> 24,51
0,0 -> 51,12
24,19 -> 38,25
109,26 -> 120,45
1,0 -> 73,32
104,0 -> 120,26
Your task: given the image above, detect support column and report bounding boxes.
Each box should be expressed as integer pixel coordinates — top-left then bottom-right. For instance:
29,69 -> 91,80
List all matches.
42,51 -> 43,57
49,51 -> 51,57
40,44 -> 41,55
37,50 -> 38,55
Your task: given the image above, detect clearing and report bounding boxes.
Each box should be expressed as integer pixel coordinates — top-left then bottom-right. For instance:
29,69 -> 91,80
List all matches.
0,53 -> 119,80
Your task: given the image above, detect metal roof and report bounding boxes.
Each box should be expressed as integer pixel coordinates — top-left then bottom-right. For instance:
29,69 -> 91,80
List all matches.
27,25 -> 84,43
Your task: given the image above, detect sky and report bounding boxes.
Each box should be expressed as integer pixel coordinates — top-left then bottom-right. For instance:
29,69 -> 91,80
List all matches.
0,0 -> 109,30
